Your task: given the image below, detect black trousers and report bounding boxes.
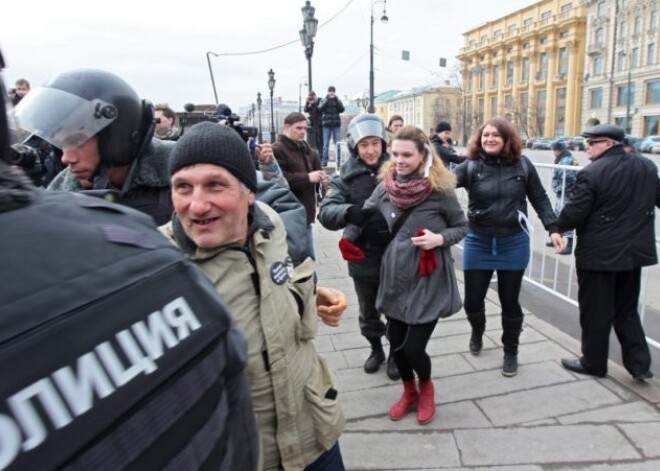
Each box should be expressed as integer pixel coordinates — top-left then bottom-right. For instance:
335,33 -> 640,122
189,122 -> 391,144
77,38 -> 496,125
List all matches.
353,278 -> 386,340
387,318 -> 438,382
577,267 -> 651,376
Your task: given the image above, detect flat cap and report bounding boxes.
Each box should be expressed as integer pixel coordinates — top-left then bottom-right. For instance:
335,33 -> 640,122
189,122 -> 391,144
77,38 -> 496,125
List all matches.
581,124 -> 625,142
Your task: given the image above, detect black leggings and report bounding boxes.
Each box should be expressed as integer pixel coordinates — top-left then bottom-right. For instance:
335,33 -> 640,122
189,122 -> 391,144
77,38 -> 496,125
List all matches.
387,318 -> 438,382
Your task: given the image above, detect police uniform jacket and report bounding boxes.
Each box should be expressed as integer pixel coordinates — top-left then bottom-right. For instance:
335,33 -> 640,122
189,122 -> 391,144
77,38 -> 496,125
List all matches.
558,145 -> 660,271
317,153 -> 391,282
161,202 -> 345,471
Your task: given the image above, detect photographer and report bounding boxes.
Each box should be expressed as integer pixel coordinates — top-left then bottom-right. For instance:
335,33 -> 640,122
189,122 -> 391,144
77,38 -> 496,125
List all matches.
318,86 -> 344,167
304,90 -> 322,151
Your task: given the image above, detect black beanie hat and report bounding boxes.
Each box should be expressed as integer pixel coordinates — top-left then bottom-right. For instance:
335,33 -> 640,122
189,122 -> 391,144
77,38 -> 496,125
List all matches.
169,122 -> 257,192
434,121 -> 452,133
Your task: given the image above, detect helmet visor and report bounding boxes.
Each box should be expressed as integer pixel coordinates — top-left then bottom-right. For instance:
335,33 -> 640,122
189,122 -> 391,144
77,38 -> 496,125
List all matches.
12,87 -> 116,149
349,119 -> 385,146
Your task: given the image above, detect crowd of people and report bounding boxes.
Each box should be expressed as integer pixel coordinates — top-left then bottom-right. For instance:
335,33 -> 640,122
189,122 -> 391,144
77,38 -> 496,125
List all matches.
3,53 -> 658,470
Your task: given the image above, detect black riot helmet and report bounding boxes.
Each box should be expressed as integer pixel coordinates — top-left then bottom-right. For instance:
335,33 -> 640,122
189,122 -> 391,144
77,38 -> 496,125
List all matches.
13,68 -> 155,167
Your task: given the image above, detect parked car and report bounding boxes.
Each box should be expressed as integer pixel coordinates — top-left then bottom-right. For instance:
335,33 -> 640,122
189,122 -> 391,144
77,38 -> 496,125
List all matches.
532,138 -> 552,150
651,142 -> 660,154
639,135 -> 660,153
566,136 -> 585,151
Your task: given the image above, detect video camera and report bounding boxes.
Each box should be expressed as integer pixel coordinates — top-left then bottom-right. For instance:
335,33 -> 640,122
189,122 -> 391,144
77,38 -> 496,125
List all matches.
182,103 -> 258,143
8,143 -> 44,185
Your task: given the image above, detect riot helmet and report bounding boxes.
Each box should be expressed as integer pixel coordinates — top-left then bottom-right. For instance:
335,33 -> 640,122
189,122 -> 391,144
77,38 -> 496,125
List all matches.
0,49 -> 15,164
346,113 -> 387,156
13,68 -> 154,167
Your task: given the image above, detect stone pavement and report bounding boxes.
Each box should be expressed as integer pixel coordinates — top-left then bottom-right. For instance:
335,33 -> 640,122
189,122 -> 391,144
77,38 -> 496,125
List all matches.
311,222 -> 660,471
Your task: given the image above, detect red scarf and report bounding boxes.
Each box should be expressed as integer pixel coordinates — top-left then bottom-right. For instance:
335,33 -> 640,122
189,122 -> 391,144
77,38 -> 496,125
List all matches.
382,172 -> 432,209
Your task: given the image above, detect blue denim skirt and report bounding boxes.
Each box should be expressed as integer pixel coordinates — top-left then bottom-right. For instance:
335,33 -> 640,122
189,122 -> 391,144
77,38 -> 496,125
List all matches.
463,229 -> 530,271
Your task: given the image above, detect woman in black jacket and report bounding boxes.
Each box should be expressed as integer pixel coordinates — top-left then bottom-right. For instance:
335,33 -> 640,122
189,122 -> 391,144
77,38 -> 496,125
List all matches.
453,118 -> 563,376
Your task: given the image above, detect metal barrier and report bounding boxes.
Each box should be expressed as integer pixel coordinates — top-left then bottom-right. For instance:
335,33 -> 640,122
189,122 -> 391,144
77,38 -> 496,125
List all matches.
455,161 -> 660,350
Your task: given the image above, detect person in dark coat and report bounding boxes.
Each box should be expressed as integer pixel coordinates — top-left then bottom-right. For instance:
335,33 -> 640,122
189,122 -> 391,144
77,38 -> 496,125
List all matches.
549,139 -> 579,255
558,124 -> 659,381
273,112 -> 327,259
318,113 -> 399,380
318,85 -> 345,167
430,121 -> 467,169
453,118 -> 563,377
304,90 -> 323,151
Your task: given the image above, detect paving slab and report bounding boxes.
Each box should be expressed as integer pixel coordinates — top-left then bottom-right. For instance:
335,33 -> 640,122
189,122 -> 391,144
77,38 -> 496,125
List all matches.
620,423 -> 660,458
559,401 -> 660,424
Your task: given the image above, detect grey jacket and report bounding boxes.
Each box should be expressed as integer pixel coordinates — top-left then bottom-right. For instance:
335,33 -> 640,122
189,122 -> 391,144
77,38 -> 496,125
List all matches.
362,183 -> 468,324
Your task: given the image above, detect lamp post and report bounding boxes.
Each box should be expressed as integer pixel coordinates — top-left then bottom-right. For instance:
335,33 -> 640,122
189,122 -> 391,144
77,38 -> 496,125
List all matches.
625,69 -> 632,135
251,103 -> 256,126
256,92 -> 263,142
300,1 -> 318,92
206,51 -> 220,105
268,69 -> 276,143
369,0 -> 388,114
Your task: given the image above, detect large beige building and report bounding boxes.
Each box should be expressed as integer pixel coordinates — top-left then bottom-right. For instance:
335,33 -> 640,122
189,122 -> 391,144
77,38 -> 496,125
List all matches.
582,0 -> 660,136
457,0 -> 587,139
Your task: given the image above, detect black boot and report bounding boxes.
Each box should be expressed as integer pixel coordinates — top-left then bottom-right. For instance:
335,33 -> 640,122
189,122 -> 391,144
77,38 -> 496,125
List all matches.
502,353 -> 518,377
386,352 -> 400,380
501,314 -> 523,376
466,308 -> 486,355
364,337 -> 385,374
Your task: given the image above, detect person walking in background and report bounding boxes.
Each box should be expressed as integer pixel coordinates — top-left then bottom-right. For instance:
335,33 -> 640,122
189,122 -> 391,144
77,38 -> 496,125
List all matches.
453,118 -> 563,377
273,112 -> 328,260
319,85 -> 345,167
350,125 -> 468,425
430,121 -> 466,169
304,90 -> 323,151
549,139 -> 579,255
161,122 -> 348,470
318,114 -> 399,381
557,124 -> 658,381
154,103 -> 181,141
386,115 -> 404,148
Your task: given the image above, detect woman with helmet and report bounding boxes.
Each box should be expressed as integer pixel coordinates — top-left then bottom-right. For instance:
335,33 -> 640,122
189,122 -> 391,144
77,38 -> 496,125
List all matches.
13,68 -> 174,225
318,113 -> 399,380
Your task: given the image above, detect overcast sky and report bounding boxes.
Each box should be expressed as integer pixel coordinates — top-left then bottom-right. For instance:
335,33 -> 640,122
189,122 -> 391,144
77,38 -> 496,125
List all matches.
3,0 -> 536,113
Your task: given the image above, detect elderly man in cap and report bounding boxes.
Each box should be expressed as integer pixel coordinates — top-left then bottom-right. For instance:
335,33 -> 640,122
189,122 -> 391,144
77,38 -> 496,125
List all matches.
160,122 -> 348,470
557,124 -> 659,381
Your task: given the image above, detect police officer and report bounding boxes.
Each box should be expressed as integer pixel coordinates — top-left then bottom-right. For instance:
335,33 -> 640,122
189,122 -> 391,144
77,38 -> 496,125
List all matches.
14,68 -> 174,224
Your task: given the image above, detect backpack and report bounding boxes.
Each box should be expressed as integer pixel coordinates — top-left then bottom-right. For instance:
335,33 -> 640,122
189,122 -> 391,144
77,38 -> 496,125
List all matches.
0,191 -> 258,471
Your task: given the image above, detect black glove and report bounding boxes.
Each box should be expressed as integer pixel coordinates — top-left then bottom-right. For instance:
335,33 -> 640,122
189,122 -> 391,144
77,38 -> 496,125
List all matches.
345,205 -> 369,225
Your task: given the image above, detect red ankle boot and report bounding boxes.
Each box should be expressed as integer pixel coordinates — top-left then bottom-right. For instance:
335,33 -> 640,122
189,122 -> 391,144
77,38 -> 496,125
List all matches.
389,379 -> 417,421
417,380 -> 436,425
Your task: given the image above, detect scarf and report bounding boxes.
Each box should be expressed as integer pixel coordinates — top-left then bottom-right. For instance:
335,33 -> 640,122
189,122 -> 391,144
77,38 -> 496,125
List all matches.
382,171 -> 432,209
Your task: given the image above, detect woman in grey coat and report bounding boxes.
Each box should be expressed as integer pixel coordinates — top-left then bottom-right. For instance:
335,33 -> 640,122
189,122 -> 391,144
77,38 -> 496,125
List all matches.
348,126 -> 467,425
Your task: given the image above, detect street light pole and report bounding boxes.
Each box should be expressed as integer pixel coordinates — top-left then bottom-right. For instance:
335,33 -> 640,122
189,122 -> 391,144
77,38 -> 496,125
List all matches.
268,69 -> 276,143
369,0 -> 388,114
625,68 -> 632,134
256,92 -> 263,142
300,1 -> 318,93
206,51 -> 220,105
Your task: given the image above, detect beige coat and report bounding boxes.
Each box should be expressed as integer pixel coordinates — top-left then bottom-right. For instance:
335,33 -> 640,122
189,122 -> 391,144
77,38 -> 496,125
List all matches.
160,202 -> 344,471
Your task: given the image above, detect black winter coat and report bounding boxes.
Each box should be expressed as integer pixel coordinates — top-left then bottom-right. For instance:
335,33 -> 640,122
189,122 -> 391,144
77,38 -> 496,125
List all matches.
454,153 -> 558,237
430,134 -> 466,168
318,96 -> 345,128
558,145 -> 660,271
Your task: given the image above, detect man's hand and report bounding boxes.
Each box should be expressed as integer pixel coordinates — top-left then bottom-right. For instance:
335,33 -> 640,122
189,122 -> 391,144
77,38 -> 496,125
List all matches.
256,142 -> 274,164
309,170 -> 327,183
316,286 -> 347,327
551,233 -> 566,253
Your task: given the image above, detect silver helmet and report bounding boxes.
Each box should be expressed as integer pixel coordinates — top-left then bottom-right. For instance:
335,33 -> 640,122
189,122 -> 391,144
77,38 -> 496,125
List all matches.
345,113 -> 387,155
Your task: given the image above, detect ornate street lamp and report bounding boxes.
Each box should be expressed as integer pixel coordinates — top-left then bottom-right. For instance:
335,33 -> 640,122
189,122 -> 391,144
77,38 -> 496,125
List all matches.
206,51 -> 220,105
369,0 -> 388,114
299,1 -> 318,92
268,69 -> 276,143
256,92 -> 263,142
251,103 -> 256,126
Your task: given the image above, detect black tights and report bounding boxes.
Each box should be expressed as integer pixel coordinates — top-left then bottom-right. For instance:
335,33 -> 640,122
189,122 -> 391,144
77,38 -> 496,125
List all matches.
387,318 -> 438,382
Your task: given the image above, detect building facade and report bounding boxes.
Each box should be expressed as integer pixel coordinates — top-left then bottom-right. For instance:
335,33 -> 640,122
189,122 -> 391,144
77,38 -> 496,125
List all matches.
582,0 -> 660,136
458,0 -> 588,139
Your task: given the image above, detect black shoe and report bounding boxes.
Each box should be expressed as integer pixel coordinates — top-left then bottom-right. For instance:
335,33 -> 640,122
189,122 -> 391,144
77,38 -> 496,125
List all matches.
561,358 -> 606,378
386,354 -> 400,381
364,349 -> 385,374
632,371 -> 653,382
502,353 -> 518,377
469,331 -> 483,355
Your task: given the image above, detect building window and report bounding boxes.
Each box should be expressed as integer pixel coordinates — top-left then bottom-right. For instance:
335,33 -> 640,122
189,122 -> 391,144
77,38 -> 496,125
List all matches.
524,17 -> 533,26
505,94 -> 513,110
619,20 -> 627,39
617,52 -> 626,71
538,52 -> 548,80
539,36 -> 547,44
616,83 -> 635,106
643,115 -> 659,135
555,88 -> 567,137
597,1 -> 606,17
559,30 -> 569,39
478,67 -> 485,91
536,90 -> 547,135
561,3 -> 572,13
646,79 -> 660,104
593,56 -> 603,76
492,65 -> 499,88
634,16 -> 641,35
506,61 -> 514,84
493,29 -> 502,37
595,27 -> 604,46
481,35 -> 488,43
648,43 -> 657,65
590,88 -> 603,109
632,47 -> 640,68
508,24 -> 517,32
522,57 -> 530,81
541,11 -> 552,20
558,47 -> 568,74
651,10 -> 658,30
490,96 -> 498,115
477,98 -> 485,125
